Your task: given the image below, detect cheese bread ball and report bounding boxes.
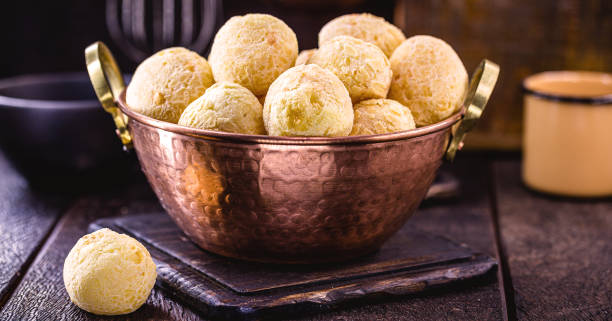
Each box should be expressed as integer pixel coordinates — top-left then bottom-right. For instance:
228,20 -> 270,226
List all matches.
350,99 -> 416,136
178,82 -> 265,134
388,35 -> 468,126
319,13 -> 406,57
264,64 -> 353,137
126,47 -> 214,123
63,228 -> 157,316
310,36 -> 392,103
295,49 -> 317,65
208,14 -> 298,96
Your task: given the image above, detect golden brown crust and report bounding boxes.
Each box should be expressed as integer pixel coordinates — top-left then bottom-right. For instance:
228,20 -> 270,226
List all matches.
295,49 -> 317,65
126,47 -> 214,123
310,36 -> 391,103
264,64 -> 353,137
388,35 -> 468,126
63,228 -> 157,315
178,82 -> 265,134
350,99 -> 416,135
319,13 -> 406,57
208,14 -> 299,96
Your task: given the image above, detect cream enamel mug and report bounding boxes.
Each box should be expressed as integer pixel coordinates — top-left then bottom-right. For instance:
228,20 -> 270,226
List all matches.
522,71 -> 612,197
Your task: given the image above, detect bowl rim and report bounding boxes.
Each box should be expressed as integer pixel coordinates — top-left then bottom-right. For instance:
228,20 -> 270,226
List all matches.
0,72 -> 100,109
118,91 -> 464,146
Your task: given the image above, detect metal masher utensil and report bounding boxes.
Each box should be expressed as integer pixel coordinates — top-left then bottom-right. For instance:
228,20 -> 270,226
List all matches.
105,0 -> 221,62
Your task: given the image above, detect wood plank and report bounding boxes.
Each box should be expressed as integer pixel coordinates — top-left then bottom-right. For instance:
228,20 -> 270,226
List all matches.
0,151 -> 68,307
493,161 -> 612,320
290,155 -> 505,320
0,183 -> 205,321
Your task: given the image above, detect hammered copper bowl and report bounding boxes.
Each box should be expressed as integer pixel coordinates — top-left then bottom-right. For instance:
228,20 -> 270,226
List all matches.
86,42 -> 498,264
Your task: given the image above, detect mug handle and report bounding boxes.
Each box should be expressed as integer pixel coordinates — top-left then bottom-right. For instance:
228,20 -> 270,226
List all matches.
445,59 -> 500,161
85,41 -> 132,150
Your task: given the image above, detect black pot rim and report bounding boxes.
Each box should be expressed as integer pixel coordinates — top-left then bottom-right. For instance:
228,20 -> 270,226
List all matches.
0,72 -> 100,110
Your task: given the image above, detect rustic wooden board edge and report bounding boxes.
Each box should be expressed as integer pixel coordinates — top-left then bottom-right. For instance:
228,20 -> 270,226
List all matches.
154,253 -> 496,320
91,217 -> 497,320
110,213 -> 476,295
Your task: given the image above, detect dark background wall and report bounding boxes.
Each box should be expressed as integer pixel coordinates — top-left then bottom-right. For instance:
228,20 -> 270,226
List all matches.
0,0 -> 393,78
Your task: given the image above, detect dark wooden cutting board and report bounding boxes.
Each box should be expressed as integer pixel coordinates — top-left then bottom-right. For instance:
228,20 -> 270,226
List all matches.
90,209 -> 495,320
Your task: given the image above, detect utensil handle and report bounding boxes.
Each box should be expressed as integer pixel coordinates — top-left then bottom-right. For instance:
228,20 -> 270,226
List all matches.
85,41 -> 133,150
445,59 -> 500,161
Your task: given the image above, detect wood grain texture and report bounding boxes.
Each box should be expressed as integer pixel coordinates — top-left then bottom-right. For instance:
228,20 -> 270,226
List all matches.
394,0 -> 612,150
0,151 -> 68,306
0,184 -> 203,321
493,161 -> 612,320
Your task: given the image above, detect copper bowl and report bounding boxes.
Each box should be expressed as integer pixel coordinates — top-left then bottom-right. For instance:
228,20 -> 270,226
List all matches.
86,42 -> 498,263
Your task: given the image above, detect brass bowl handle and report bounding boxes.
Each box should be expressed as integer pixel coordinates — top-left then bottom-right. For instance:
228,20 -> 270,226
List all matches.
85,41 -> 132,150
446,59 -> 500,161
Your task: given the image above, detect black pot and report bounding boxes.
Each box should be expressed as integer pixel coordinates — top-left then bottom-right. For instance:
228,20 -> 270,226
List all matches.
0,73 -> 134,188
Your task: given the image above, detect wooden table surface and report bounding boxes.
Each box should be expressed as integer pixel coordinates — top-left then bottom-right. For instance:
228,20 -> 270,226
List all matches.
0,151 -> 610,321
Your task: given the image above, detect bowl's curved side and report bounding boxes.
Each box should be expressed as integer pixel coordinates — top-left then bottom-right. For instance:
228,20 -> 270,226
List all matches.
129,117 -> 451,263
